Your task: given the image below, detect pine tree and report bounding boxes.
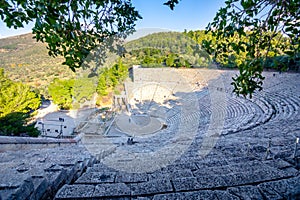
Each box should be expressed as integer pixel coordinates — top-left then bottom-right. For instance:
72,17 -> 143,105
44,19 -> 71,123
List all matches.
97,75 -> 108,96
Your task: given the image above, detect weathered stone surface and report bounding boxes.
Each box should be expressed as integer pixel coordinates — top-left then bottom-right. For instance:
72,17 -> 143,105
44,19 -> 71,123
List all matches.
55,70 -> 300,199
130,179 -> 173,196
195,157 -> 228,168
55,184 -> 95,199
115,172 -> 148,183
132,197 -> 151,200
196,174 -> 227,189
46,170 -> 67,191
258,176 -> 300,199
0,168 -> 28,188
30,177 -> 48,200
165,162 -> 199,171
258,183 -> 283,200
193,166 -> 231,177
228,186 -> 264,200
0,188 -> 15,200
221,173 -> 251,187
13,177 -> 34,200
153,190 -> 216,200
214,191 -> 239,200
93,183 -> 130,197
149,169 -> 194,180
75,171 -> 116,184
172,177 -> 201,191
0,144 -> 95,200
171,169 -> 194,179
86,163 -> 116,173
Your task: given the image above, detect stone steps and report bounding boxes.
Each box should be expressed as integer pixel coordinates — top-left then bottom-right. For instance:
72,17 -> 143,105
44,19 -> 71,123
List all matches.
0,145 -> 96,200
266,92 -> 300,121
54,155 -> 299,199
53,70 -> 300,199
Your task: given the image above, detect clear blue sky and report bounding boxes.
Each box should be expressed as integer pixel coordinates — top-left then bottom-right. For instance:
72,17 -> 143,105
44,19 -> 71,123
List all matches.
0,0 -> 225,38
132,0 -> 225,31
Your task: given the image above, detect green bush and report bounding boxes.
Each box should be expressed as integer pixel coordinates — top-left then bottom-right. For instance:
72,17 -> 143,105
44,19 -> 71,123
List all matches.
0,112 -> 39,137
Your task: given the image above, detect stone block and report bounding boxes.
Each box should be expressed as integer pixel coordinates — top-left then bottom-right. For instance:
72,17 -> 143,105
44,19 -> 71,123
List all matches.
195,158 -> 228,168
171,169 -> 194,179
172,177 -> 201,191
197,174 -> 227,189
63,166 -> 77,184
0,169 -> 28,188
75,171 -> 116,184
221,173 -> 250,187
148,170 -> 170,180
0,188 -> 16,200
149,169 -> 194,180
130,179 -> 173,196
93,183 -> 130,197
45,164 -> 64,172
13,177 -> 34,200
153,190 -> 215,200
214,190 -> 239,200
29,177 -> 48,200
228,185 -> 264,200
55,184 -> 95,199
193,168 -> 217,177
251,168 -> 282,183
46,169 -> 67,192
258,182 -> 284,199
115,172 -> 148,183
258,176 -> 300,199
263,159 -> 292,169
166,162 -> 198,171
86,163 -> 116,173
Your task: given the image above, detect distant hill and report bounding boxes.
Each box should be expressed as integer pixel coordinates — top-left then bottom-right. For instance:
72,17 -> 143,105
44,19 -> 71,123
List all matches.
0,33 -> 75,95
123,31 -> 211,68
125,32 -> 196,52
125,28 -> 172,41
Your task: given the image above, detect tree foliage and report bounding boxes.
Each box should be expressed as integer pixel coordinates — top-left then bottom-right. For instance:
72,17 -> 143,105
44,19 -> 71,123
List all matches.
0,68 -> 40,136
48,76 -> 98,109
47,58 -> 128,109
184,30 -> 294,71
48,78 -> 74,109
97,75 -> 108,96
96,58 -> 128,96
0,112 -> 39,137
163,0 -> 181,10
166,0 -> 300,97
73,77 -> 96,104
0,68 -> 41,117
124,32 -> 211,68
0,0 -> 141,71
206,0 -> 299,97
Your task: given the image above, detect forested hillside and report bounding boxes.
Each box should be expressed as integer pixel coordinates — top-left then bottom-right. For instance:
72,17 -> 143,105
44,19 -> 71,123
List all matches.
123,32 -> 211,68
122,30 -> 299,71
0,33 -> 75,96
183,30 -> 299,71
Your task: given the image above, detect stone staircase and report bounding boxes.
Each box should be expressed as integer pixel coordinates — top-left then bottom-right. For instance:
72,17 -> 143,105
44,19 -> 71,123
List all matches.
0,144 -> 96,200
